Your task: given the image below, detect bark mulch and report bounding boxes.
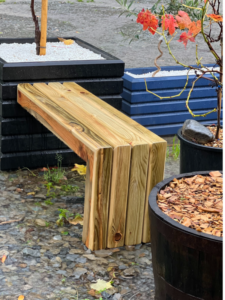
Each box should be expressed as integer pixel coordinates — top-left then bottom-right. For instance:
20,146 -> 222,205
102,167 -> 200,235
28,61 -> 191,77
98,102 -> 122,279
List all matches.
157,171 -> 223,237
204,126 -> 223,148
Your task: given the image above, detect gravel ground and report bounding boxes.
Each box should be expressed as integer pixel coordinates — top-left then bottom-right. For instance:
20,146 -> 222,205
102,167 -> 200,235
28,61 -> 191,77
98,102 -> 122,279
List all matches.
0,0 -> 220,68
0,150 -> 179,300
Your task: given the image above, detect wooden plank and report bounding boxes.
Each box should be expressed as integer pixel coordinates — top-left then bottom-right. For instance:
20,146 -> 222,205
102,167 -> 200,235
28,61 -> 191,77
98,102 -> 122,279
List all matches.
17,84 -> 113,250
47,82 -> 150,247
142,143 -> 167,243
62,82 -> 167,243
34,82 -> 150,248
19,83 -> 131,249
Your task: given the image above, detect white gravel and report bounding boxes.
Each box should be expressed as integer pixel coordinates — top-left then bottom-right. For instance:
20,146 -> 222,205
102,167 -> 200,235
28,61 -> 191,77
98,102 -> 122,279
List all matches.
125,67 -> 220,78
0,41 -> 105,62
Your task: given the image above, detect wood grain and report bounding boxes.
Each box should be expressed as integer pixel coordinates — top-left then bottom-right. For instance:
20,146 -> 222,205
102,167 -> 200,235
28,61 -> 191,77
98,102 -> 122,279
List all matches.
40,0 -> 48,56
32,82 -> 132,247
62,82 -> 167,243
17,83 -> 113,250
39,82 -> 151,247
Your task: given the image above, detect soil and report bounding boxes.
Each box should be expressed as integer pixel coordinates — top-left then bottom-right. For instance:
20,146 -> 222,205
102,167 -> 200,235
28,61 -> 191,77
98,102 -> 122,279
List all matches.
204,126 -> 223,148
157,171 -> 223,237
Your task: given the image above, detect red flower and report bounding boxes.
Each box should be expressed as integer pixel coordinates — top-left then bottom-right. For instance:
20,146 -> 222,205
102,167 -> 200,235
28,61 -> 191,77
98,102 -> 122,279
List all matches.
178,31 -> 195,47
137,9 -> 158,35
161,14 -> 178,35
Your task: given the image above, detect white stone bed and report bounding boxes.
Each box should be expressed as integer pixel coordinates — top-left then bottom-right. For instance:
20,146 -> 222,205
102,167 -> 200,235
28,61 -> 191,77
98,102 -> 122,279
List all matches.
0,41 -> 105,62
125,67 -> 220,78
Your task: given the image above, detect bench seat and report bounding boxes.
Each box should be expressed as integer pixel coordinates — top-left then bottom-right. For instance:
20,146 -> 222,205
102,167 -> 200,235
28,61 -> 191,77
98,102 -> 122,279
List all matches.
17,82 -> 167,250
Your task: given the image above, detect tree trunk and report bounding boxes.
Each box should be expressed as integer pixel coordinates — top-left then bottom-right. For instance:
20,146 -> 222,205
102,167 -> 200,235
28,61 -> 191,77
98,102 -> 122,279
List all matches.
215,38 -> 223,139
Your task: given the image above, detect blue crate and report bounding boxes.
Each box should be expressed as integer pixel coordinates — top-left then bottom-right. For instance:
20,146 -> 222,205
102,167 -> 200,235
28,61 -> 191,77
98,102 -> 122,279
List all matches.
122,65 -> 222,136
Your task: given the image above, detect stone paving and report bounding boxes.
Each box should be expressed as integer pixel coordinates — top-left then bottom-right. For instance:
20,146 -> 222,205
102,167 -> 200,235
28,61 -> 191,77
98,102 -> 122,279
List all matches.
0,144 -> 179,300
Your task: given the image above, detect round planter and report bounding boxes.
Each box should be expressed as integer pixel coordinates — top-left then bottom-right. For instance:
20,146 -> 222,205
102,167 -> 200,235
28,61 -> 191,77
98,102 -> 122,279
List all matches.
149,171 -> 222,300
177,127 -> 222,173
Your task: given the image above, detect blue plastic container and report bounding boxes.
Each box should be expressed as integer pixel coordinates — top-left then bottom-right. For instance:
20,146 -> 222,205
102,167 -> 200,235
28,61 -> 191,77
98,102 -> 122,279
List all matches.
122,64 -> 223,136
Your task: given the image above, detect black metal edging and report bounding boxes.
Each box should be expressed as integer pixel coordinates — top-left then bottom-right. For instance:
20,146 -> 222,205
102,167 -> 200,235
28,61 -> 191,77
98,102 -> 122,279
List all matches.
149,170 -> 223,243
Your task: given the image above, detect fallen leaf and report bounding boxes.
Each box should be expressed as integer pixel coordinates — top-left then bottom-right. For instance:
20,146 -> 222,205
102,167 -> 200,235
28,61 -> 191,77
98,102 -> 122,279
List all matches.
71,164 -> 86,175
139,253 -> 146,257
35,219 -> 48,227
90,279 -> 113,292
69,216 -> 83,226
1,255 -> 7,263
88,289 -> 98,297
27,192 -> 35,195
18,296 -> 25,300
58,37 -> 74,45
40,167 -> 48,172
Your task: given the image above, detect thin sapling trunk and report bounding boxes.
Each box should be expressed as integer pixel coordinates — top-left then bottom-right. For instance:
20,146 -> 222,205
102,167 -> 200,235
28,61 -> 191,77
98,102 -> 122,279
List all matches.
31,0 -> 41,55
216,37 -> 223,139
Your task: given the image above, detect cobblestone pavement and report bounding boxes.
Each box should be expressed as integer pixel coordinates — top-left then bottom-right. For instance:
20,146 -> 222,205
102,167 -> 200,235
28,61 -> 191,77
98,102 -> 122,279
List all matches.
0,0 -> 220,68
0,143 -> 179,300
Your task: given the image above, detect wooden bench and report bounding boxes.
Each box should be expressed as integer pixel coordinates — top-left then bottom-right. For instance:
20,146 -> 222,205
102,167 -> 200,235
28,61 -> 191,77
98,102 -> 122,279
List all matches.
17,82 -> 167,251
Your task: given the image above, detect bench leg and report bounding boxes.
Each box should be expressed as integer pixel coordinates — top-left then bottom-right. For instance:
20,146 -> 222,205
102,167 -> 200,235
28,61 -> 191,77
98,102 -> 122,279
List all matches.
142,143 -> 167,243
83,148 -> 113,250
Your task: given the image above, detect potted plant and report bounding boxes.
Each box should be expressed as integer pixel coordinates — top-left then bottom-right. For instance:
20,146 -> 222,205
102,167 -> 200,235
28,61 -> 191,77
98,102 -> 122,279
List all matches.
149,170 -> 222,300
0,0 -> 124,171
117,0 -> 223,172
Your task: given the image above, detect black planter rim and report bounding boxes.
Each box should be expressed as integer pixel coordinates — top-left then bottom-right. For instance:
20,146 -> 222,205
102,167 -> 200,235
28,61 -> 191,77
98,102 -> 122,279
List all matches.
177,127 -> 223,153
149,170 -> 223,243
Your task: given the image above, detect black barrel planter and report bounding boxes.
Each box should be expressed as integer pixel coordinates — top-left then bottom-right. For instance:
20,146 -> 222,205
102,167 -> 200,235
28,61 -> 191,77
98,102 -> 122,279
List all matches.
0,37 -> 124,170
177,127 -> 223,173
149,171 -> 222,300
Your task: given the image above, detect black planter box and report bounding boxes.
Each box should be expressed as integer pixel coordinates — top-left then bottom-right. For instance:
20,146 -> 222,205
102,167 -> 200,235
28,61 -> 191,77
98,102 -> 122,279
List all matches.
0,37 -> 125,170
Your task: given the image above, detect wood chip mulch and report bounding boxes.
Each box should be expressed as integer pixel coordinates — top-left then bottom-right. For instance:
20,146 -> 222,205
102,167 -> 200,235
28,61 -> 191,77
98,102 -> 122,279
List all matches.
204,126 -> 223,148
157,171 -> 223,237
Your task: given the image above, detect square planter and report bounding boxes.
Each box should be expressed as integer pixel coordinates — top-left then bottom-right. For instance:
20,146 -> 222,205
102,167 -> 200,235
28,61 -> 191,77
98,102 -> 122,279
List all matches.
122,64 -> 222,136
0,37 -> 124,170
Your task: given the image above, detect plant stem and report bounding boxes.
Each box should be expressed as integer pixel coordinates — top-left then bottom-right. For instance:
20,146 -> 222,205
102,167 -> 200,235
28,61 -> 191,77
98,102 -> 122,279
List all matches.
216,37 -> 223,139
152,39 -> 163,77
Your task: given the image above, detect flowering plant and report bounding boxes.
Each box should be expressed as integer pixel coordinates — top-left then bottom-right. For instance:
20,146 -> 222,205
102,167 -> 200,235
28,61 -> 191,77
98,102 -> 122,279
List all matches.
118,0 -> 223,139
